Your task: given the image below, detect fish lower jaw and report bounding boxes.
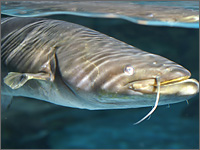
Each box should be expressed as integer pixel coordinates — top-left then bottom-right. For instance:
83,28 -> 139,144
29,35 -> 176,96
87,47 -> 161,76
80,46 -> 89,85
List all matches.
174,78 -> 199,96
158,78 -> 199,96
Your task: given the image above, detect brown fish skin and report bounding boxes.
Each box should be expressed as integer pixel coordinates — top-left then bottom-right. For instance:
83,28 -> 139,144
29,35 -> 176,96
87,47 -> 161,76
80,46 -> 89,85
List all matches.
1,17 -> 199,110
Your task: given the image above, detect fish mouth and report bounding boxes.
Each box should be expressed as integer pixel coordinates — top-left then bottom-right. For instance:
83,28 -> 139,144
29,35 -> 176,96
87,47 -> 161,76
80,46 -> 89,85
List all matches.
160,76 -> 190,85
128,76 -> 199,95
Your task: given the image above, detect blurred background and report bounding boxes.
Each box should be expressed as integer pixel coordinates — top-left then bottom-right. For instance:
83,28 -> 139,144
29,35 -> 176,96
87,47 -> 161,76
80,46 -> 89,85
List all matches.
1,8 -> 199,149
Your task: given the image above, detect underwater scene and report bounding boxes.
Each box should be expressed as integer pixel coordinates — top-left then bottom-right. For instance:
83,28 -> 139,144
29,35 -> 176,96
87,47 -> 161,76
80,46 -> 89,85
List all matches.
1,1 -> 199,149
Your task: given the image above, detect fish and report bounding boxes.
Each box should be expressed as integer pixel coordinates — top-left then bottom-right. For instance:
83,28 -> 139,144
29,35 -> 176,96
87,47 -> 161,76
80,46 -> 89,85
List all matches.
1,17 -> 199,123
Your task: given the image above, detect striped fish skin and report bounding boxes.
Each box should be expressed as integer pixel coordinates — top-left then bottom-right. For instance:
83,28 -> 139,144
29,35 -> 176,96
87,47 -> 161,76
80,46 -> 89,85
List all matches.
1,17 -> 199,110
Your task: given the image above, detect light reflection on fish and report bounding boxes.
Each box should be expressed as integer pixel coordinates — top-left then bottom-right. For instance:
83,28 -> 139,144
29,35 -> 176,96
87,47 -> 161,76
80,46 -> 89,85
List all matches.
1,17 -> 199,123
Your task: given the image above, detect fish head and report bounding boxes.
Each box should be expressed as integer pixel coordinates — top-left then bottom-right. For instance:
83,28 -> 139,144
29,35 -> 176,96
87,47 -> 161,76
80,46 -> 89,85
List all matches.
94,52 -> 199,108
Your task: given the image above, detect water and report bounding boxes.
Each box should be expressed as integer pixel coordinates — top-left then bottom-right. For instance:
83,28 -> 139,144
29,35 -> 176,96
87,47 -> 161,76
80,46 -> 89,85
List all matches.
1,1 -> 199,149
1,1 -> 199,28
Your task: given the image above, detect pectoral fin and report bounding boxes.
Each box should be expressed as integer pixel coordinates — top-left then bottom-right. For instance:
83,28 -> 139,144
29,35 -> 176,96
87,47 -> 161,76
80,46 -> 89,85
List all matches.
4,53 -> 57,90
4,72 -> 52,89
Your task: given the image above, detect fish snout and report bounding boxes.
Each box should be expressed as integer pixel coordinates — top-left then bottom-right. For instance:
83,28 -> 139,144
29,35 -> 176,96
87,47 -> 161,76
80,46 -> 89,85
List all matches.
159,64 -> 191,84
127,64 -> 195,94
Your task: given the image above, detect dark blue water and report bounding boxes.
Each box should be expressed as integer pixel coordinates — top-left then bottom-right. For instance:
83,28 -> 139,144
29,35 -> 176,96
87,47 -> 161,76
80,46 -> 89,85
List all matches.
1,13 -> 199,149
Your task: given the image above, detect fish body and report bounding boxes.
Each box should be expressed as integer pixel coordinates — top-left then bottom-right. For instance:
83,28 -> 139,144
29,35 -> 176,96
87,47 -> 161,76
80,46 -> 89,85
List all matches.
1,17 -> 199,110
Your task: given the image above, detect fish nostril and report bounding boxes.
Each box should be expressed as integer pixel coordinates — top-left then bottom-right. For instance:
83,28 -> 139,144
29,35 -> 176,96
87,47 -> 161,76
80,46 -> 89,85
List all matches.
153,61 -> 157,65
152,61 -> 163,67
166,67 -> 172,72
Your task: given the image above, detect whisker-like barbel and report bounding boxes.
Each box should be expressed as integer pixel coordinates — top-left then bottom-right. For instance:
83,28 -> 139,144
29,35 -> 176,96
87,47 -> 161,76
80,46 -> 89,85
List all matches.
134,76 -> 161,125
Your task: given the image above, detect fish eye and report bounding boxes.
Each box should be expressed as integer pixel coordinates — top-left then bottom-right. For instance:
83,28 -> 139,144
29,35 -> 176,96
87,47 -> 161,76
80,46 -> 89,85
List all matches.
124,65 -> 134,75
